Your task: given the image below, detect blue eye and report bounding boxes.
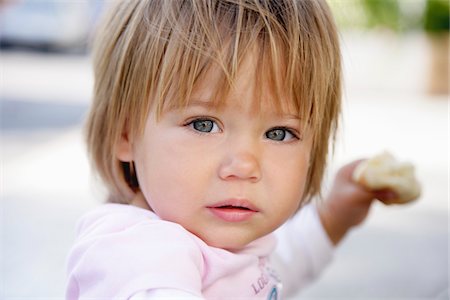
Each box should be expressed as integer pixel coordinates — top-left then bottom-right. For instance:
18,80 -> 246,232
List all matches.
265,128 -> 297,141
188,118 -> 220,133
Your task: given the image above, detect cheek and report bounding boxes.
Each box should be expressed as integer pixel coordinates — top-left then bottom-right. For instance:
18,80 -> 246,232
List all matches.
134,137 -> 215,214
266,150 -> 310,207
279,164 -> 308,199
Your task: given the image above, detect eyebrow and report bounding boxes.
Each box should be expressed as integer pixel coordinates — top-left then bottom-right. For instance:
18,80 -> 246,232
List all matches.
186,100 -> 217,108
185,99 -> 301,120
282,114 -> 301,121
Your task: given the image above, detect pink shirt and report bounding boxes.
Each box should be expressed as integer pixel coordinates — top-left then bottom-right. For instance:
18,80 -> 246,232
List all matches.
66,203 -> 333,299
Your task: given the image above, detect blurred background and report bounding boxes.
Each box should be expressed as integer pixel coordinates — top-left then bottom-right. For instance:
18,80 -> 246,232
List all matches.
0,0 -> 448,299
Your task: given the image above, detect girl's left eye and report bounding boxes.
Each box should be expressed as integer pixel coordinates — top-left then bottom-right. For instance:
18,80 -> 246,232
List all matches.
265,127 -> 298,142
187,118 -> 220,133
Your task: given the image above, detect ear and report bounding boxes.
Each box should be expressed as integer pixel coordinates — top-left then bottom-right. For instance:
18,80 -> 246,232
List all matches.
116,132 -> 134,162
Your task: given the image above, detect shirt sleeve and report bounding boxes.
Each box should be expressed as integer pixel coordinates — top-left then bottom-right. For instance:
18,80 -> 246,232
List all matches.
66,218 -> 204,300
271,203 -> 335,297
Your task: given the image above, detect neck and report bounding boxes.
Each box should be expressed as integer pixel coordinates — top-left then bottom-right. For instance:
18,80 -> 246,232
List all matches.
130,192 -> 152,211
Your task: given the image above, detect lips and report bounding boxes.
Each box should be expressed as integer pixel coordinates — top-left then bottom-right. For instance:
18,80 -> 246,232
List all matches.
207,199 -> 259,222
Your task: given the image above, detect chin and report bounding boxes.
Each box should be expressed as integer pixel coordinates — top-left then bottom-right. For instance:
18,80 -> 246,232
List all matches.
202,234 -> 255,252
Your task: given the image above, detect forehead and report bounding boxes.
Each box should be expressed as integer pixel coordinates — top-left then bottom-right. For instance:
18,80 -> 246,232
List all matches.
167,44 -> 300,117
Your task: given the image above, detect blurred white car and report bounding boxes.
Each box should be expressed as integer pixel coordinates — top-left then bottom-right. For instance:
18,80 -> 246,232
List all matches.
0,0 -> 104,51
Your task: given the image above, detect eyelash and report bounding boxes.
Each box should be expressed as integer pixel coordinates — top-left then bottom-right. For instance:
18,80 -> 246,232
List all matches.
266,127 -> 301,142
183,117 -> 301,141
184,117 -> 222,135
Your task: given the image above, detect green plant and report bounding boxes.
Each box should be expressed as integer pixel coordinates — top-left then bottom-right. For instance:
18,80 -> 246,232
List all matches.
360,0 -> 401,30
423,0 -> 450,32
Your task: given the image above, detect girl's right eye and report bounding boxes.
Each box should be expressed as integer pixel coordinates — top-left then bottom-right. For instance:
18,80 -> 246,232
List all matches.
186,118 -> 220,133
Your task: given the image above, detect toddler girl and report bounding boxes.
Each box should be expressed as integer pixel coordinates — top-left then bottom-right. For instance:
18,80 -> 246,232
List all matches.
66,0 -> 398,299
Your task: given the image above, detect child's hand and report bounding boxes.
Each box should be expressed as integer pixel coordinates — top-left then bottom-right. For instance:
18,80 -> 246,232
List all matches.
317,160 -> 398,245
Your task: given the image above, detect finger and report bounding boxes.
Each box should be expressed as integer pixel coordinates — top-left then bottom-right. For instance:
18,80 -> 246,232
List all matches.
373,189 -> 398,205
337,159 -> 367,182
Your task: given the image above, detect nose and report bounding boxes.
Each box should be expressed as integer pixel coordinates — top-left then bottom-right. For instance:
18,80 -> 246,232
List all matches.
218,150 -> 261,182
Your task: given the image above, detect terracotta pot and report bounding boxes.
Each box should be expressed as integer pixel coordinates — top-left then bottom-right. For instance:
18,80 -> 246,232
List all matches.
427,33 -> 449,95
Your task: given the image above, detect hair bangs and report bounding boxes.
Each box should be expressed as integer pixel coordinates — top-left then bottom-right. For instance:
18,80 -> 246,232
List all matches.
147,0 -> 316,133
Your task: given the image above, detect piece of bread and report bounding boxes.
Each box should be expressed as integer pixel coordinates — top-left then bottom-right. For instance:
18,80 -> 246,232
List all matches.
352,151 -> 421,204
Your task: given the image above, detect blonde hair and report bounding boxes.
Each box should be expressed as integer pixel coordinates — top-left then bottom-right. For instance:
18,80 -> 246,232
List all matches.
86,0 -> 342,204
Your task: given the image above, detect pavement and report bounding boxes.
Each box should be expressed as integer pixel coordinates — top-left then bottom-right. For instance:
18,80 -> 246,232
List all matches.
1,32 -> 448,299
